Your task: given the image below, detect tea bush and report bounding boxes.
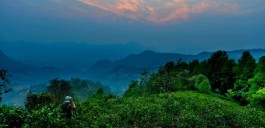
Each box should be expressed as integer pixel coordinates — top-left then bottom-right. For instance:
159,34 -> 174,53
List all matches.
1,91 -> 265,127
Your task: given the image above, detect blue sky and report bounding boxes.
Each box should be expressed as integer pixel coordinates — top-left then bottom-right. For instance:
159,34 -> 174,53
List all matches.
0,0 -> 265,53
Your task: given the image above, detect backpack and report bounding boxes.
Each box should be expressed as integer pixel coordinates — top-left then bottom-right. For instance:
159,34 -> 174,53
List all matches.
69,103 -> 75,109
62,102 -> 71,114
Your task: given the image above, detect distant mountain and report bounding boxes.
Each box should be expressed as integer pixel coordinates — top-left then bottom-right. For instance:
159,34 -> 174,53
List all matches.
0,49 -> 79,84
91,49 -> 265,70
0,49 -> 80,105
228,49 -> 265,61
0,49 -> 32,72
89,50 -> 207,72
87,49 -> 265,92
0,41 -> 146,68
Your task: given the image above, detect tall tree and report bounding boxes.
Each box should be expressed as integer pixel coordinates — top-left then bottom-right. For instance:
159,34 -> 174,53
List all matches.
174,59 -> 188,72
247,56 -> 265,106
248,56 -> 265,94
234,51 -> 256,89
0,69 -> 11,102
25,91 -> 55,110
220,59 -> 236,93
188,60 -> 204,75
207,51 -> 235,94
47,78 -> 72,103
254,56 -> 265,74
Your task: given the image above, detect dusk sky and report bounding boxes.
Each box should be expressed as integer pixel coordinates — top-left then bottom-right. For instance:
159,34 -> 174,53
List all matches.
0,0 -> 265,53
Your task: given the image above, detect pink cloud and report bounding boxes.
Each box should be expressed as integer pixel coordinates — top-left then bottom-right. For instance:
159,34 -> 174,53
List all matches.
146,6 -> 155,12
116,0 -> 139,12
78,0 -> 114,13
192,1 -> 210,13
77,0 -> 240,24
163,6 -> 190,23
174,0 -> 184,3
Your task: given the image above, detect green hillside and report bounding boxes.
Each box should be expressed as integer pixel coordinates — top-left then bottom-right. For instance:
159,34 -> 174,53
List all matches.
1,91 -> 265,127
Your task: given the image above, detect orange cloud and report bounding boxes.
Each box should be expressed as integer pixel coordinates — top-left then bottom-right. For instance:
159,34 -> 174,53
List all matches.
116,0 -> 139,12
77,0 -> 240,24
78,0 -> 114,13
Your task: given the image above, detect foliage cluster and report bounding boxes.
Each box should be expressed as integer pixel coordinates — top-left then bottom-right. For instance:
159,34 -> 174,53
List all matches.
25,91 -> 55,111
69,78 -> 111,100
0,69 -> 12,102
1,91 -> 265,127
125,50 -> 265,109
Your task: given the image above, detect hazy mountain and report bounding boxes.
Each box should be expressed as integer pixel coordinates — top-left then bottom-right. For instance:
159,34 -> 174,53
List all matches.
0,49 -> 32,72
91,49 -> 265,70
0,49 -> 79,85
0,41 -> 146,68
0,50 -> 81,105
87,49 -> 265,92
89,50 -> 205,73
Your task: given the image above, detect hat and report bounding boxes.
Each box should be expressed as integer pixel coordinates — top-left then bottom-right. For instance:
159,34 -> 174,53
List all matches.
65,96 -> 72,101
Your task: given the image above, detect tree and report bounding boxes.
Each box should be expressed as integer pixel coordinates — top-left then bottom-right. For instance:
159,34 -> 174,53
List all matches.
0,69 -> 12,102
47,78 -> 72,103
147,70 -> 191,94
206,51 -> 235,94
254,56 -> 265,74
188,60 -> 204,75
164,61 -> 175,73
96,88 -> 104,95
234,51 -> 256,89
139,69 -> 149,87
248,88 -> 265,109
124,80 -> 142,97
174,59 -> 188,72
230,51 -> 256,105
247,57 -> 265,100
25,91 -> 55,111
220,59 -> 236,94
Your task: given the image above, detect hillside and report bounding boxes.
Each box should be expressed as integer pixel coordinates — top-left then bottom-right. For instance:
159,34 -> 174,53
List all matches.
1,91 -> 265,127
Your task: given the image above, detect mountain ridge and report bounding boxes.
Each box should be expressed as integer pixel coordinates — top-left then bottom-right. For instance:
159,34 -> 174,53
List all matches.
86,49 -> 265,92
0,49 -> 32,72
91,49 -> 265,70
0,41 -> 146,68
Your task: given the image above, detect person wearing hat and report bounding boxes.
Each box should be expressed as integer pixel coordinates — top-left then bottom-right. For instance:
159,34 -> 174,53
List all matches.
62,96 -> 76,119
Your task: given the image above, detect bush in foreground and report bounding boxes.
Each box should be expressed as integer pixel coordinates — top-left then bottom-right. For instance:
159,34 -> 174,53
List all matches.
1,91 -> 265,127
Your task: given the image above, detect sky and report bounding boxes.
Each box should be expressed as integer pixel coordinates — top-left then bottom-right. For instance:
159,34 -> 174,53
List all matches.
0,0 -> 265,53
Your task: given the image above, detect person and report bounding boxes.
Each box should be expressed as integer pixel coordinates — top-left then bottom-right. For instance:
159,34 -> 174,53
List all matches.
62,96 -> 76,119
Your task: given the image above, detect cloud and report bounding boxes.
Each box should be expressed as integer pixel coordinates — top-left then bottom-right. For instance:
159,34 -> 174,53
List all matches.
77,0 -> 240,24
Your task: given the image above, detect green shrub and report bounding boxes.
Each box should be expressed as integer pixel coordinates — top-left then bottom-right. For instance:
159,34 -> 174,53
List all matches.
25,91 -> 56,111
249,88 -> 265,109
24,104 -> 66,127
0,105 -> 27,128
189,74 -> 212,93
196,79 -> 211,93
